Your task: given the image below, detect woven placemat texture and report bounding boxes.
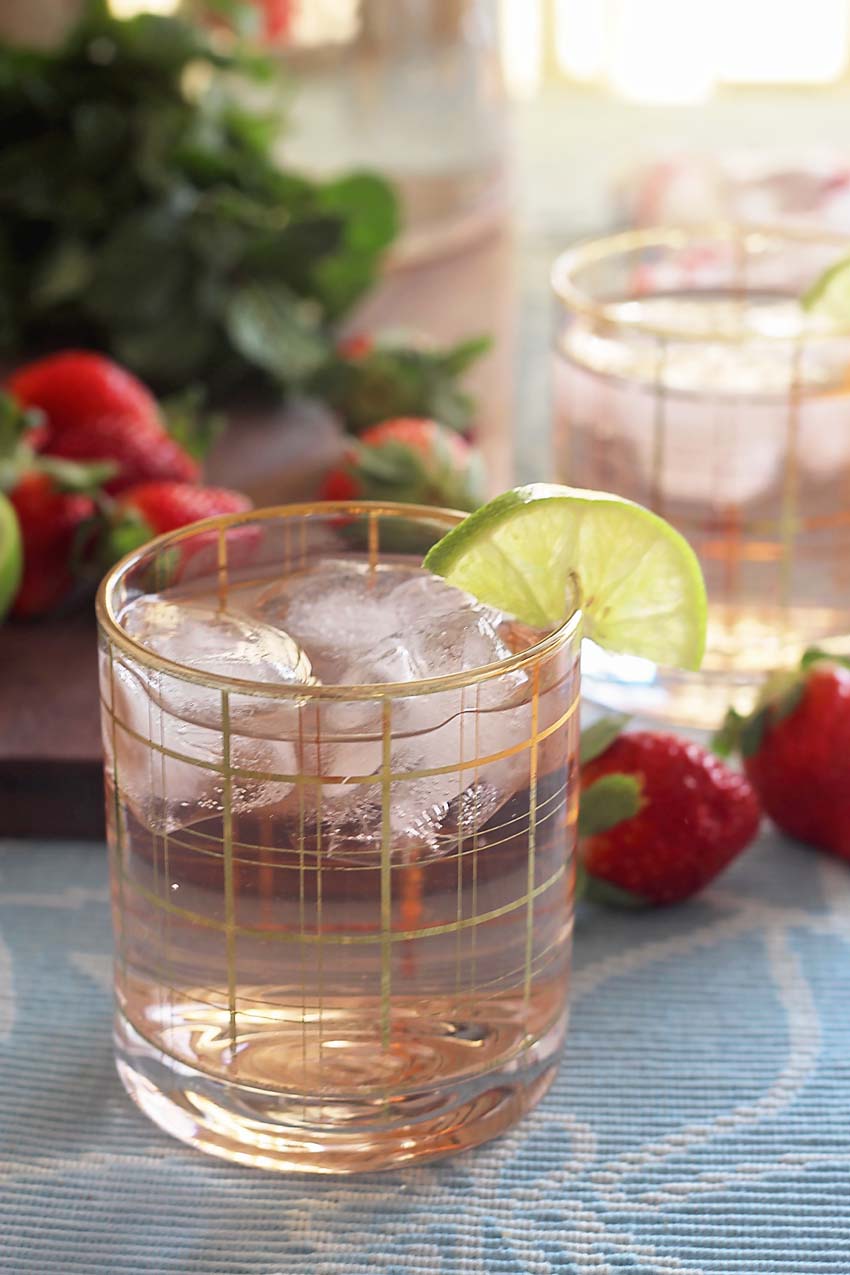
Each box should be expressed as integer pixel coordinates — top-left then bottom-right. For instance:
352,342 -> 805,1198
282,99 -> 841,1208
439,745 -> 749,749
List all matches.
1,834 -> 848,1274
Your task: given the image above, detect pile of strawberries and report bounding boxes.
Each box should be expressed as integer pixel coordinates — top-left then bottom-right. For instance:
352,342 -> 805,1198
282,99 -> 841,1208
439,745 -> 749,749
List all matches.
577,652 -> 850,906
0,345 -> 484,621
0,351 -> 250,618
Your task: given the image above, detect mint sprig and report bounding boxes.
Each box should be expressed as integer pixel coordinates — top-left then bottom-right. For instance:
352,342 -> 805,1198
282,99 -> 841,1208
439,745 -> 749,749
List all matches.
0,1 -> 485,432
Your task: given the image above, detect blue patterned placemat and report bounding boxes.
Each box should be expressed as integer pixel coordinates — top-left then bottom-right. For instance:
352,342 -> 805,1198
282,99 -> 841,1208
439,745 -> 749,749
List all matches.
1,832 -> 849,1274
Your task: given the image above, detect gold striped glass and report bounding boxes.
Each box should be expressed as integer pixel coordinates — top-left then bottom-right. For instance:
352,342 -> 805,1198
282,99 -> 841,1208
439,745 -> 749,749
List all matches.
97,503 -> 581,1173
553,224 -> 850,729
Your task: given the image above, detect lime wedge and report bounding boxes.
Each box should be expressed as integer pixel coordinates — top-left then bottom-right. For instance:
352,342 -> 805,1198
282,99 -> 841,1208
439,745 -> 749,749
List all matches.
802,255 -> 850,320
0,491 -> 21,622
424,484 -> 706,669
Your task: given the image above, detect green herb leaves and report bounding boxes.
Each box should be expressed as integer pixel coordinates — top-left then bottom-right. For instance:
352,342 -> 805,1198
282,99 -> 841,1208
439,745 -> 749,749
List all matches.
0,3 -> 402,405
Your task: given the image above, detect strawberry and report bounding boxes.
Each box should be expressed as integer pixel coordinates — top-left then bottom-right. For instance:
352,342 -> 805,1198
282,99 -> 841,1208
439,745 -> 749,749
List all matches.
47,414 -> 199,494
579,719 -> 761,906
8,471 -> 98,618
103,481 -> 254,582
8,351 -> 160,449
318,417 -> 485,511
117,481 -> 251,538
8,351 -> 199,493
717,652 -> 850,861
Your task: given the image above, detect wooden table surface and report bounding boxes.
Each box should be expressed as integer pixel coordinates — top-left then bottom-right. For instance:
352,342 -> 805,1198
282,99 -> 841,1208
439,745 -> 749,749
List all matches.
0,223 -> 516,838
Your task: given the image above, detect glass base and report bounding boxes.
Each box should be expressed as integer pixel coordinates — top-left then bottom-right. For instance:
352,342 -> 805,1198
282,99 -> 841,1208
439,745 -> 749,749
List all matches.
114,1009 -> 566,1174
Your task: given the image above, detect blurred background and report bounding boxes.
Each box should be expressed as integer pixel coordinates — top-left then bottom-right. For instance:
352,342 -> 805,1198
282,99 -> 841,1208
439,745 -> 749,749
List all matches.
6,0 -> 850,480
5,0 -> 850,826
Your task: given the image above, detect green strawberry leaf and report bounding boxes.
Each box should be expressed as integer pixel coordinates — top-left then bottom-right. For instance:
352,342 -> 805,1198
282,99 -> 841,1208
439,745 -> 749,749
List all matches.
96,506 -> 155,569
712,707 -> 745,758
161,387 -> 224,462
576,865 -> 648,909
37,456 -> 117,494
801,646 -> 850,673
578,773 -> 642,838
312,338 -> 489,435
739,708 -> 768,758
0,393 -> 45,490
440,335 -> 493,377
0,391 -> 44,457
580,714 -> 630,765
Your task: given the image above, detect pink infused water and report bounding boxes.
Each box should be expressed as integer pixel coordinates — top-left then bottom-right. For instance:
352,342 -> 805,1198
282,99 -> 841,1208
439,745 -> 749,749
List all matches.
103,552 -> 579,1170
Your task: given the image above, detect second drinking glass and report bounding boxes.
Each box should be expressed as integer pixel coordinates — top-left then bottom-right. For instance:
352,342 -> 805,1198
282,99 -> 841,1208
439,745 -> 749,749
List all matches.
553,224 -> 850,728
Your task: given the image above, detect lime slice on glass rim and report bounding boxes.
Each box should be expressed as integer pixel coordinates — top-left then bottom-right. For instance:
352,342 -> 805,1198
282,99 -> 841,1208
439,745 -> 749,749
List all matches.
801,254 -> 850,322
0,491 -> 22,622
424,484 -> 707,668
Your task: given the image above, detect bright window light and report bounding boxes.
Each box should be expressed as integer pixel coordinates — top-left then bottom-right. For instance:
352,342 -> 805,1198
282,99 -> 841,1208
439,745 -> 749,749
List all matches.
554,0 -> 605,81
290,0 -> 360,47
531,0 -> 850,98
716,0 -> 849,83
108,0 -> 180,15
606,0 -> 716,104
499,0 -> 543,100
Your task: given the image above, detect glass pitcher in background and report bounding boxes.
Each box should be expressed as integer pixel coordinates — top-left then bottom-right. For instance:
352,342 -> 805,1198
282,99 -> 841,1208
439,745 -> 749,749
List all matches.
274,0 -> 510,264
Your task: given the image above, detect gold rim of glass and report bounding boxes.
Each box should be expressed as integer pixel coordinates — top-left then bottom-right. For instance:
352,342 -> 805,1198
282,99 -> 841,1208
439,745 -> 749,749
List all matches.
96,501 -> 583,702
551,221 -> 850,343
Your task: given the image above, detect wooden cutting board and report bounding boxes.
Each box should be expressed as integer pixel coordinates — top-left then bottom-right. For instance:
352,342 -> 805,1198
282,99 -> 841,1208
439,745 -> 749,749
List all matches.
0,226 -> 515,839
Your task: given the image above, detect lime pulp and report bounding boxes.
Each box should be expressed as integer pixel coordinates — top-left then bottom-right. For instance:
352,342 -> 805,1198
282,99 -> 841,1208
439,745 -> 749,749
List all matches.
424,484 -> 707,670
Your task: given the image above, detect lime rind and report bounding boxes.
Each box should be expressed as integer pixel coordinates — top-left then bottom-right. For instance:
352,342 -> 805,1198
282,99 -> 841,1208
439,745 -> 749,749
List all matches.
0,491 -> 22,621
424,483 -> 707,670
801,254 -> 850,319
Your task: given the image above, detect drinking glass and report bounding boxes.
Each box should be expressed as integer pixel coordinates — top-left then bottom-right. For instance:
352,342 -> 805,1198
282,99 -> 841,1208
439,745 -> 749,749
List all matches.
97,503 -> 581,1172
552,224 -> 850,728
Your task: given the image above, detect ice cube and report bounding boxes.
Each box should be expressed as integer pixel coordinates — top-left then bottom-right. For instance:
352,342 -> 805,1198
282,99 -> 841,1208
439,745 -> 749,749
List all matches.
106,596 -> 315,833
121,596 -> 313,688
301,568 -> 536,861
253,559 -> 424,681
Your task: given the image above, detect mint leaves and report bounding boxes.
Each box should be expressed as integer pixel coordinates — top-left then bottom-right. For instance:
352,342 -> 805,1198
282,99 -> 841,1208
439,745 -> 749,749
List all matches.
0,2 -> 486,431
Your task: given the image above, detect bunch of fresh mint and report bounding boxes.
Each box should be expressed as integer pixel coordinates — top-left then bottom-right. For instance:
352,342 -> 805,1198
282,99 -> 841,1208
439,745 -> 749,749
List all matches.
0,1 -> 486,432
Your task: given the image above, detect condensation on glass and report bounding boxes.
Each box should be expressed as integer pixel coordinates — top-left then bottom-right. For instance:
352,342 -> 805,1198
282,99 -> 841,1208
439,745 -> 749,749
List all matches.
276,0 -> 509,264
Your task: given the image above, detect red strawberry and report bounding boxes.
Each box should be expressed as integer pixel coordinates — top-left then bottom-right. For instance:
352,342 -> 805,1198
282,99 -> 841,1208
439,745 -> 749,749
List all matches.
105,481 -> 254,582
318,417 -> 484,511
579,721 -> 761,906
8,471 -> 97,618
8,351 -> 198,492
8,351 -> 160,449
118,481 -> 251,537
48,414 -> 199,494
719,652 -> 850,861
